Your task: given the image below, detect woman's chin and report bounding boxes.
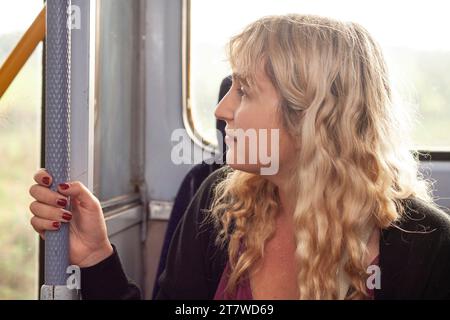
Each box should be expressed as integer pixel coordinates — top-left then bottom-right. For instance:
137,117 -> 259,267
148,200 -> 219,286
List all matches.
226,151 -> 263,174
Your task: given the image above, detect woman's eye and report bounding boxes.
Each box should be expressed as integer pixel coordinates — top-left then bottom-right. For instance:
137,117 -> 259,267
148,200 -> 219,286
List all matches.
237,87 -> 246,97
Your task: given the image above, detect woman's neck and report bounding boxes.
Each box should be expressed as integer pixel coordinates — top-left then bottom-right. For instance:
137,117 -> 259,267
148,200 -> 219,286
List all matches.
262,166 -> 298,219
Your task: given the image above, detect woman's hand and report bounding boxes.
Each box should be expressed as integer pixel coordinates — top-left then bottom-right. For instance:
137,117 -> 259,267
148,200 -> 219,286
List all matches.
29,168 -> 113,268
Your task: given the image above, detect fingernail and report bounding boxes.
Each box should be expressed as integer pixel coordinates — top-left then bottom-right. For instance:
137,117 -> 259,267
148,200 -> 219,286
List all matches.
62,212 -> 72,221
53,221 -> 60,228
57,199 -> 67,207
59,183 -> 70,190
42,177 -> 50,185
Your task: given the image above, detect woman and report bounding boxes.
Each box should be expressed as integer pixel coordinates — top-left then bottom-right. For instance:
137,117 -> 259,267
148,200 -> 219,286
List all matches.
29,14 -> 450,299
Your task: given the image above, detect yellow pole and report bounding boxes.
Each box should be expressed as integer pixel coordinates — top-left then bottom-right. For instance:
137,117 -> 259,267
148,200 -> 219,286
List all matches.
0,5 -> 46,98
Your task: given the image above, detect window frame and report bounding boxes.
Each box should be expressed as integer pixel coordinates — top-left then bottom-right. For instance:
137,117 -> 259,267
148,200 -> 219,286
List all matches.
93,0 -> 146,202
418,151 -> 450,162
181,0 -> 218,155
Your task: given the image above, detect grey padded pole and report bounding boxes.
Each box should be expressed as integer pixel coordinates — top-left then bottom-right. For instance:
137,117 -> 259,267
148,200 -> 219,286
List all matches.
41,0 -> 79,300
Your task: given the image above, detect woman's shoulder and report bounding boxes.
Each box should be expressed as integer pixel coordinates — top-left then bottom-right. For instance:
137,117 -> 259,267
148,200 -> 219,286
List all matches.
186,165 -> 232,230
382,196 -> 450,256
379,197 -> 450,298
398,196 -> 450,239
190,165 -> 232,210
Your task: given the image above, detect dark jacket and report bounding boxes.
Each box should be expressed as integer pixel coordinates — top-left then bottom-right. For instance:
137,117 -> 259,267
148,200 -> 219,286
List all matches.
152,161 -> 222,299
81,166 -> 450,300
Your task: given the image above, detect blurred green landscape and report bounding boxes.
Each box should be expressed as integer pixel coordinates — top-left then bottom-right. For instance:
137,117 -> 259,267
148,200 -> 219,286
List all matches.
192,45 -> 450,151
385,47 -> 450,151
0,32 -> 41,299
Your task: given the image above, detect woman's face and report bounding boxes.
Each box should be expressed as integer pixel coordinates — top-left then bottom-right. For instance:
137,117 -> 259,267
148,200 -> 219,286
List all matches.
215,65 -> 297,177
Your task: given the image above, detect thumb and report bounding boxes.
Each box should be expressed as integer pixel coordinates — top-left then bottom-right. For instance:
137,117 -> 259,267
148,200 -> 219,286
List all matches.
57,181 -> 100,210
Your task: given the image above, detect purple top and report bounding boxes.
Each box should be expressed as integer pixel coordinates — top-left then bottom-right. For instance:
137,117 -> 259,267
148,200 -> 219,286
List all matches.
214,252 -> 380,300
214,240 -> 253,300
214,260 -> 254,300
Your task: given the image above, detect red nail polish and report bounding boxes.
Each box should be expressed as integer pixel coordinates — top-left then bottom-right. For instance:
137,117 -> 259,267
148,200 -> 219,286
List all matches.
42,177 -> 50,185
53,222 -> 60,228
57,199 -> 67,207
59,183 -> 70,190
62,212 -> 72,221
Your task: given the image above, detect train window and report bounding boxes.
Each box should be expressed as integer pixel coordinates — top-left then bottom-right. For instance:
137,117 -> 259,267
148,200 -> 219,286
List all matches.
186,0 -> 450,153
94,0 -> 144,202
0,0 -> 42,299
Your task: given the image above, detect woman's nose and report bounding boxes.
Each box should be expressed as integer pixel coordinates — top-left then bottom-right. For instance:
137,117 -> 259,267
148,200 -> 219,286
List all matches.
214,92 -> 234,122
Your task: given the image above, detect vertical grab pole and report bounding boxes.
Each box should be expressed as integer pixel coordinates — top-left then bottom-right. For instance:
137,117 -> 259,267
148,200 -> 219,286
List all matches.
41,0 -> 79,300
